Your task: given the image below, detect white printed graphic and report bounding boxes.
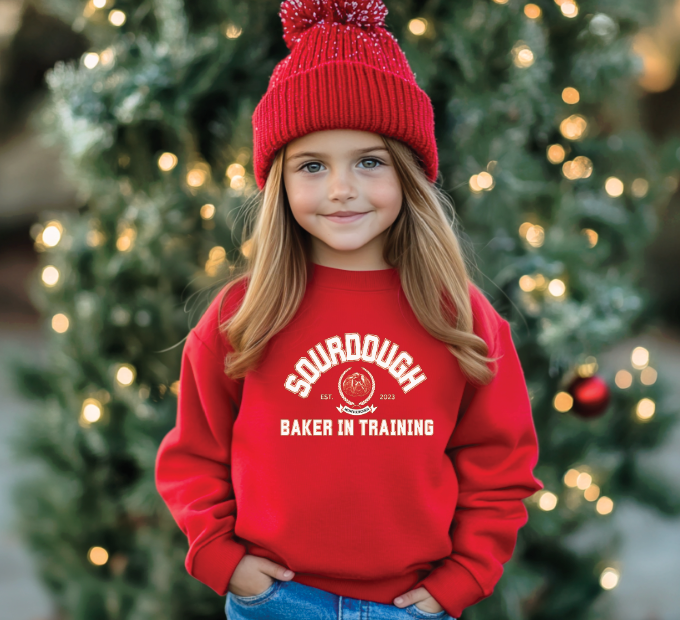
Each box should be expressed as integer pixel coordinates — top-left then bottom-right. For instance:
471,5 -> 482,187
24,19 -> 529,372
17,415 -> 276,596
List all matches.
284,332 -> 427,400
337,367 -> 377,415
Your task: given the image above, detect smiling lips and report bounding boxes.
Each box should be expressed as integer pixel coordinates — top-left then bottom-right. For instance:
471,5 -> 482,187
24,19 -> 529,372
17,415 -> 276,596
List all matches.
324,212 -> 368,223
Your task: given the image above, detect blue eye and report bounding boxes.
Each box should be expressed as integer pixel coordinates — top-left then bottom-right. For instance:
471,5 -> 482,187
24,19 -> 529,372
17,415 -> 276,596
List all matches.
299,158 -> 384,174
301,162 -> 323,173
359,158 -> 383,169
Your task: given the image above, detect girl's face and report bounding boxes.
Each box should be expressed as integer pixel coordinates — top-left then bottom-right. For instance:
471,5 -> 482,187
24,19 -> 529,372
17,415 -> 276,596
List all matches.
282,129 -> 403,270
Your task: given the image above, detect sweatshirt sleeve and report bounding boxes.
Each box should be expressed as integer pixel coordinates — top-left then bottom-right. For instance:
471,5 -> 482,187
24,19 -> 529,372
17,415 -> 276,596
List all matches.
154,327 -> 248,596
413,318 -> 544,618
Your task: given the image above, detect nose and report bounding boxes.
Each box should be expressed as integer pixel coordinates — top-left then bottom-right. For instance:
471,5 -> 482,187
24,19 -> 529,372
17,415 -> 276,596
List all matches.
327,169 -> 357,203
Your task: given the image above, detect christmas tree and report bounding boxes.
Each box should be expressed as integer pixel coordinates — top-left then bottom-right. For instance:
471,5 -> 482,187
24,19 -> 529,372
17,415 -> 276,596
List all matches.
9,0 -> 680,619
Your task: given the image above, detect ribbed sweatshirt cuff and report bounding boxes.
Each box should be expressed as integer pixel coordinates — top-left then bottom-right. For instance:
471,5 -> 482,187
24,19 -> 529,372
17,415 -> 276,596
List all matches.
186,535 -> 249,596
414,561 -> 486,619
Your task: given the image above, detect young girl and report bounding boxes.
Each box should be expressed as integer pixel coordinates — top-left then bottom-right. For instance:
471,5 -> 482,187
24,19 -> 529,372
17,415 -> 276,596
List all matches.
155,1 -> 544,619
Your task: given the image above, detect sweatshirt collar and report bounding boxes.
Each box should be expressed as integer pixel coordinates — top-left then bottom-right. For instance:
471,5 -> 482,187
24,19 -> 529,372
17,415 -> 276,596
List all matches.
309,262 -> 401,291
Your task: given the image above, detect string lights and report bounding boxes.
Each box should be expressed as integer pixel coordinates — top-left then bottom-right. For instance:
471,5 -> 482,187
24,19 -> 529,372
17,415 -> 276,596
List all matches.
42,221 -> 63,247
116,225 -> 136,252
636,397 -> 655,421
81,398 -> 103,424
562,86 -> 580,104
547,144 -> 566,164
88,546 -> 109,566
408,18 -> 428,36
560,114 -> 588,140
534,490 -> 557,510
170,381 -> 180,396
581,228 -> 598,247
187,161 -> 210,188
614,345 -> 657,391
469,162 -> 497,194
158,152 -> 178,172
115,364 -> 136,387
52,313 -> 70,333
512,42 -> 535,68
205,246 -> 227,276
108,10 -> 126,26
557,0 -> 579,19
604,176 -> 624,197
83,52 -> 99,69
224,24 -> 243,39
519,221 -> 545,248
41,265 -> 60,287
562,155 -> 593,180
563,468 -> 614,515
200,203 -> 216,220
631,178 -> 649,197
524,4 -> 541,19
226,162 -> 246,190
86,220 -> 106,247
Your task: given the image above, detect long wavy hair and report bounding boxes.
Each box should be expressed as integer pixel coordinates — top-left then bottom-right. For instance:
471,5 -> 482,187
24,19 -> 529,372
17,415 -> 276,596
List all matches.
217,133 -> 497,385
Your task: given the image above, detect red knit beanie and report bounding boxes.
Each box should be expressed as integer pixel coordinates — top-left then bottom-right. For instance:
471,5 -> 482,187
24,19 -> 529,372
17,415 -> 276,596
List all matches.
251,0 -> 439,190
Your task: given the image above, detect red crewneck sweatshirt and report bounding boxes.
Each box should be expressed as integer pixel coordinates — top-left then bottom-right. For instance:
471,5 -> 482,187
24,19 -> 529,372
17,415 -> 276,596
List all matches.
155,263 -> 544,618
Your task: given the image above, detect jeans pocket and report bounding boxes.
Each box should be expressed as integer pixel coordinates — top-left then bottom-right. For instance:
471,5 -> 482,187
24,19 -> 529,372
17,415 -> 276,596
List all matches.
406,602 -> 449,618
229,579 -> 281,606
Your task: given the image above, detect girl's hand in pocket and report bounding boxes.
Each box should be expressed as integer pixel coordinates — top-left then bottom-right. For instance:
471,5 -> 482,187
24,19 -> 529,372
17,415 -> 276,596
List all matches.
394,586 -> 444,613
228,554 -> 295,597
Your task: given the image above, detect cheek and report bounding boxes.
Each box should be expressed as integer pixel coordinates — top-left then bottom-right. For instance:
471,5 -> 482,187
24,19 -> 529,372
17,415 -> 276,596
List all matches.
368,179 -> 403,216
284,175 -> 320,219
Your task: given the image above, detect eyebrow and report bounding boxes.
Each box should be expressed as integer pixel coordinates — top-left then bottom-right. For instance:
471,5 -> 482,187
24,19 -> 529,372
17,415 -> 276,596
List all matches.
286,146 -> 389,163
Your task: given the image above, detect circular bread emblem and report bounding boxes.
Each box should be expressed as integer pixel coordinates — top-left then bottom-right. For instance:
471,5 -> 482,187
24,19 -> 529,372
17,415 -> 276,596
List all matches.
338,367 -> 375,407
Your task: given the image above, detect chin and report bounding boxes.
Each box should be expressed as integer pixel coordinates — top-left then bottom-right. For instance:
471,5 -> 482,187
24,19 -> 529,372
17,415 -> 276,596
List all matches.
320,238 -> 371,252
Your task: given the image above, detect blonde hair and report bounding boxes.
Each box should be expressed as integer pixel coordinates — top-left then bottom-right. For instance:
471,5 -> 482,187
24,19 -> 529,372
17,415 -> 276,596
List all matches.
217,134 -> 496,385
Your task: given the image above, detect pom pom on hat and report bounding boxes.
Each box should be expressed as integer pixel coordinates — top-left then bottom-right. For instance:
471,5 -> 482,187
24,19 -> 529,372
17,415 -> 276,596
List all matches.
280,0 -> 389,50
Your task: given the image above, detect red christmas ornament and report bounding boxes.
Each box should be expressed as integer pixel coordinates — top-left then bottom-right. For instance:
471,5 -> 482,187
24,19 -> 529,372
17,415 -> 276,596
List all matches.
568,375 -> 611,418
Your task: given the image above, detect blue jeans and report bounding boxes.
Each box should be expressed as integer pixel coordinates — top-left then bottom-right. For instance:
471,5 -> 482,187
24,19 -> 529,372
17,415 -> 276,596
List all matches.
226,579 -> 457,620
